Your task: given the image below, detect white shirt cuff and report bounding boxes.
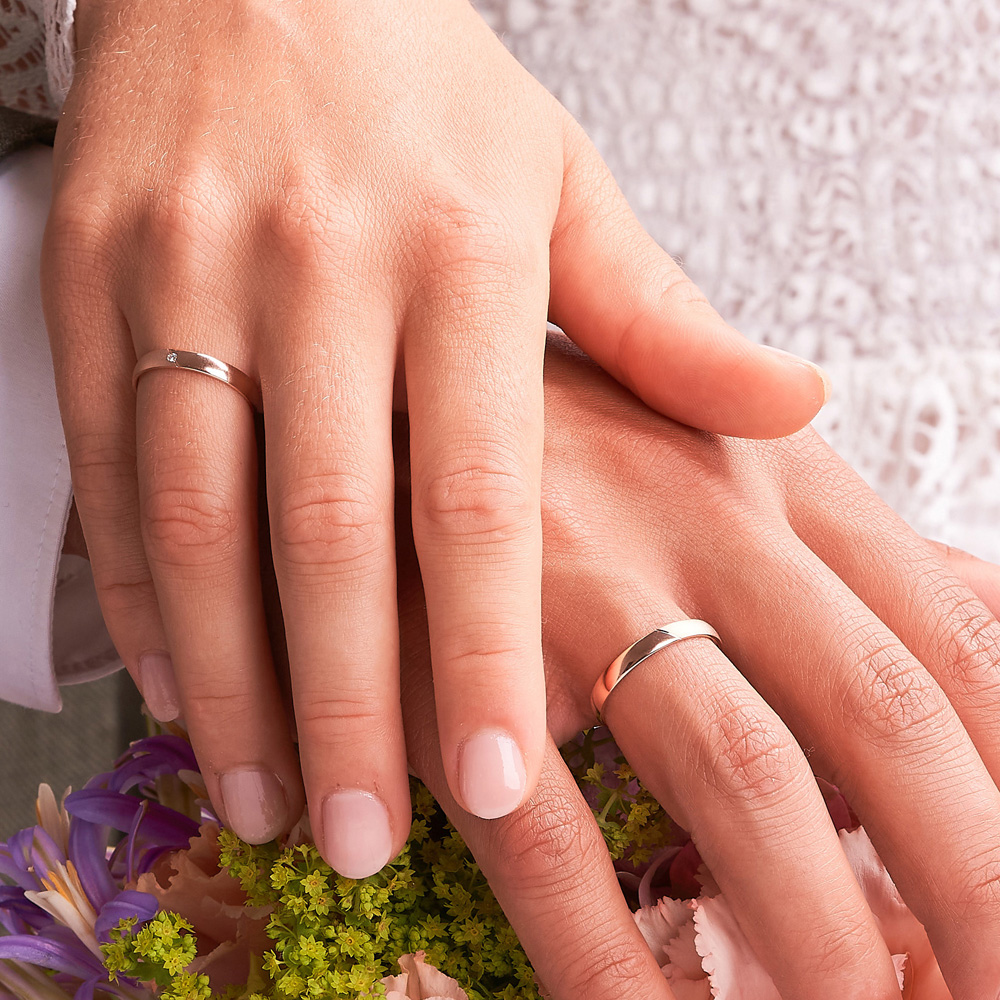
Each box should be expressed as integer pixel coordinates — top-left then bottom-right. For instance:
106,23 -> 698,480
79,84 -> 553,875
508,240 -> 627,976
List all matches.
0,144 -> 120,711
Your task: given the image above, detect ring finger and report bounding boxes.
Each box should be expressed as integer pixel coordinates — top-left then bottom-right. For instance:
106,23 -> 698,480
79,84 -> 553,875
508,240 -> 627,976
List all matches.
595,595 -> 902,999
133,305 -> 304,844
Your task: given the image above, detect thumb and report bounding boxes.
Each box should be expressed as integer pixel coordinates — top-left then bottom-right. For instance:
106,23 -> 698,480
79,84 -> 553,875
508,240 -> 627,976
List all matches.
549,114 -> 829,440
927,539 -> 1000,619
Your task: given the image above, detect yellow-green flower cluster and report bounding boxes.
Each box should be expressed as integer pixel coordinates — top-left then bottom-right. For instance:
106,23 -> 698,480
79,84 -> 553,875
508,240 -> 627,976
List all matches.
105,781 -> 539,1000
561,728 -> 674,865
104,912 -> 212,1000
103,733 -> 670,1000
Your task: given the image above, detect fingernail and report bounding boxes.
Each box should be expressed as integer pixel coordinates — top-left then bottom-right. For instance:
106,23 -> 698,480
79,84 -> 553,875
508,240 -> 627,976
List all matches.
762,345 -> 831,404
458,728 -> 527,820
219,768 -> 288,844
137,651 -> 180,722
321,790 -> 394,879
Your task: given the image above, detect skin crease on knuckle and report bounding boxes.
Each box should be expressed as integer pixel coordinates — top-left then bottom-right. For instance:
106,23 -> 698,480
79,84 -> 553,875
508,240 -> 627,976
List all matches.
272,477 -> 385,575
415,464 -> 536,541
827,633 -> 955,749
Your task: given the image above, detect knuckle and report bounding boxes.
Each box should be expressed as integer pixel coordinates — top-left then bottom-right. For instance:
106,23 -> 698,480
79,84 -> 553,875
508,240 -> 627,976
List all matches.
90,568 -> 157,615
487,785 -> 603,890
262,178 -> 363,270
273,476 -> 384,572
43,193 -> 119,287
180,685 -> 258,735
559,935 -> 655,996
142,484 -> 238,565
615,265 -> 711,379
294,692 -> 392,744
411,189 -> 527,280
698,700 -> 805,807
835,631 -> 953,746
929,591 -> 1000,694
955,852 -> 1000,923
141,168 -> 233,262
68,434 -> 135,513
416,464 -> 534,541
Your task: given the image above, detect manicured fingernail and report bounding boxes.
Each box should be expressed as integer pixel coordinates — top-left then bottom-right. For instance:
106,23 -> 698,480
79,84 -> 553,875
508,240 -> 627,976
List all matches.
459,728 -> 527,820
321,790 -> 393,879
219,768 -> 288,844
137,651 -> 180,722
762,345 -> 831,404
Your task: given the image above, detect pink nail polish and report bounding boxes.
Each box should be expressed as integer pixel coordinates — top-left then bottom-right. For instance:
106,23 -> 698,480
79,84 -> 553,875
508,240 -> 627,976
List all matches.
459,728 -> 527,820
219,768 -> 288,844
137,651 -> 180,721
322,790 -> 394,879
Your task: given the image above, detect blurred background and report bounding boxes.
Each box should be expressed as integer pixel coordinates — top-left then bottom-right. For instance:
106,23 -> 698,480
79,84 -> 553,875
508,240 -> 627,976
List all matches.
0,670 -> 144,839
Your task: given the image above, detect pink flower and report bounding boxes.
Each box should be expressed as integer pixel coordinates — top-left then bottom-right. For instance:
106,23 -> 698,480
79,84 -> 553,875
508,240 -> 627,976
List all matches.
133,823 -> 273,989
379,951 -> 469,1000
635,827 -> 951,1000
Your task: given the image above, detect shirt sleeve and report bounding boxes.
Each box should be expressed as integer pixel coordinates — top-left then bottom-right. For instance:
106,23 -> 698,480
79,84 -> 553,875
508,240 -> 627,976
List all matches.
0,142 -> 120,712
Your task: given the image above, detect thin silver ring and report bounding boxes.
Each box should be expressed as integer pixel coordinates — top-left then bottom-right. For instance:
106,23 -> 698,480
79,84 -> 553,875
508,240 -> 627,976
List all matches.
591,619 -> 722,722
132,349 -> 263,413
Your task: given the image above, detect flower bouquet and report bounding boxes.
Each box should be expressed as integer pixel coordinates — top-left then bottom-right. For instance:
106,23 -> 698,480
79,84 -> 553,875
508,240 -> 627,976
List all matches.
0,725 -> 948,1000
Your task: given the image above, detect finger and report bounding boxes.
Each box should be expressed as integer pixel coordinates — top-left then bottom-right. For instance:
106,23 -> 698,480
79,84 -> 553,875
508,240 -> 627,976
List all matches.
395,558 -> 677,1000
264,289 -> 410,879
696,523 -> 1000,998
404,226 -> 547,821
39,219 -> 178,723
790,474 -> 1000,777
926,538 -> 1000,619
594,603 -> 901,999
133,318 -> 303,844
550,114 -> 829,439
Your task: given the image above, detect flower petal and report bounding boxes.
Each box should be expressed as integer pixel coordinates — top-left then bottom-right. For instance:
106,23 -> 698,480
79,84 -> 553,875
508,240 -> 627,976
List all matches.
0,934 -> 106,979
93,891 -> 159,945
692,895 -> 782,1000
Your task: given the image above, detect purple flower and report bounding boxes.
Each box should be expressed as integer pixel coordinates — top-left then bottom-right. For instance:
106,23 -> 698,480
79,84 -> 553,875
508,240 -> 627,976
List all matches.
0,736 -> 213,1000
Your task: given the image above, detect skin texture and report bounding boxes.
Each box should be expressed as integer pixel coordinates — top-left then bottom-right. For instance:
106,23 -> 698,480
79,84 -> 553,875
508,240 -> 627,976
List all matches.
63,342 -> 1000,999
398,341 -> 1000,1000
43,0 -> 829,875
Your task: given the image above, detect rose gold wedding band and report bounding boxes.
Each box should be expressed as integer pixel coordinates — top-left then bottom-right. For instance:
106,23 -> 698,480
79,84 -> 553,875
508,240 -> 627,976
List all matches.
591,619 -> 722,722
132,349 -> 263,413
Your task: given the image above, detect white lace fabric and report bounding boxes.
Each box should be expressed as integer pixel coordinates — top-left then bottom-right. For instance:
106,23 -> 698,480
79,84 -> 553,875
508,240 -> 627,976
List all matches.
477,0 -> 1000,559
0,0 -> 50,115
0,0 -> 73,116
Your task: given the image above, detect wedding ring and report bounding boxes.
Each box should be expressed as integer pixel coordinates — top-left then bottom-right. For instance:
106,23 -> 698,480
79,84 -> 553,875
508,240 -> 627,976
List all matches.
132,349 -> 263,413
591,619 -> 722,722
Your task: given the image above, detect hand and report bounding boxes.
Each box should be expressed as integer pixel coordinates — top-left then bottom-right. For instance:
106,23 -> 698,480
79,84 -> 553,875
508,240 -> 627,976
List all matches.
506,340 -> 997,999
42,0 -> 829,875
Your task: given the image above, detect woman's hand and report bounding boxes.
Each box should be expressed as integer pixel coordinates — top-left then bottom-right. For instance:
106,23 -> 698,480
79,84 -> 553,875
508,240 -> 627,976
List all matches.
424,339 -> 997,1000
42,0 -> 828,876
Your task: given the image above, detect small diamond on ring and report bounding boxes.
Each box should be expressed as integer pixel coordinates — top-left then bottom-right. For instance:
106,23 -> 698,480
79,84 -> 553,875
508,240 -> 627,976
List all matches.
166,350 -> 178,363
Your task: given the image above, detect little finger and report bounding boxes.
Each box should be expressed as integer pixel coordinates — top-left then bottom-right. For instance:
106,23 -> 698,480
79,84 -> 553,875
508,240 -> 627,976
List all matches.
135,341 -> 303,843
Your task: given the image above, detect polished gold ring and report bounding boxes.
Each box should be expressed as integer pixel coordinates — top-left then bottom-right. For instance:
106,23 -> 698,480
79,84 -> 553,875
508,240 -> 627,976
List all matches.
132,349 -> 263,413
591,619 -> 722,722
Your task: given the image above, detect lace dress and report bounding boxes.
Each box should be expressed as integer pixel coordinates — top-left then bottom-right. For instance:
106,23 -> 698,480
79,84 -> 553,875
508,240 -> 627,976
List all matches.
3,0 -> 999,556
472,0 -> 1000,559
